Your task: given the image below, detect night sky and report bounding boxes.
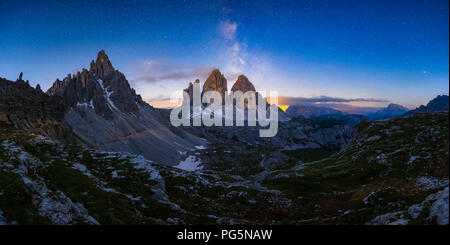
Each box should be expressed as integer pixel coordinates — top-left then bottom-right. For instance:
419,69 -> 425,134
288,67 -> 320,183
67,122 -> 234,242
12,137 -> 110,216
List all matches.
1,0 -> 448,110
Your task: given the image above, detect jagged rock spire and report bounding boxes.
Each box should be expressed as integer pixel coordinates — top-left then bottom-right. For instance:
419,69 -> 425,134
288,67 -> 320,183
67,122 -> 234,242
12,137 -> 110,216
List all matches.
184,79 -> 200,105
231,74 -> 256,93
46,49 -> 145,120
90,50 -> 114,77
202,69 -> 227,104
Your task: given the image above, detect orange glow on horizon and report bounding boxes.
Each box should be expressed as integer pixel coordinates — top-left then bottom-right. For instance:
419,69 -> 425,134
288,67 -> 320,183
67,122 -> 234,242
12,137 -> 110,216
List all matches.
148,98 -> 386,113
147,99 -> 181,109
278,105 -> 289,111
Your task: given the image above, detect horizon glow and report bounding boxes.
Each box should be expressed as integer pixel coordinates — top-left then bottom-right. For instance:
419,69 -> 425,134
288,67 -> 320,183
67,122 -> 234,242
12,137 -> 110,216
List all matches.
0,0 -> 448,110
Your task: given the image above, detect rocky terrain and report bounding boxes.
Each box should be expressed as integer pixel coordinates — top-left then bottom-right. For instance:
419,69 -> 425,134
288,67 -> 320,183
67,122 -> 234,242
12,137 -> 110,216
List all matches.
0,111 -> 447,224
0,77 -> 72,139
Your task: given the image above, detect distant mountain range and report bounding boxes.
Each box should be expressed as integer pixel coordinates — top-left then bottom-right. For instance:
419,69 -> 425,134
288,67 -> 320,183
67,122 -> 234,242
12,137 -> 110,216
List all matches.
366,103 -> 409,120
285,103 -> 407,120
284,96 -> 449,121
286,105 -> 342,118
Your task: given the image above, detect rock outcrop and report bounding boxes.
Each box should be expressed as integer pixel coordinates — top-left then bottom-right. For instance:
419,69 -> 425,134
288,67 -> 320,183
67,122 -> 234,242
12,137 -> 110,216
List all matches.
405,95 -> 449,116
202,69 -> 227,104
0,77 -> 72,139
184,79 -> 200,105
231,75 -> 255,93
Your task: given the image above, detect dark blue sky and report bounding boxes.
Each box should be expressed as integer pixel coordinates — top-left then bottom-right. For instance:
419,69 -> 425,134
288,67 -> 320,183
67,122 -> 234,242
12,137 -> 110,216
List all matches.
1,0 -> 448,108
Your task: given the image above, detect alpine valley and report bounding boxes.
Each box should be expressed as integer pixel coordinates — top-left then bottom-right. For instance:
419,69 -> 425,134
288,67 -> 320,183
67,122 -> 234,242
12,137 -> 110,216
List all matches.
0,51 -> 448,225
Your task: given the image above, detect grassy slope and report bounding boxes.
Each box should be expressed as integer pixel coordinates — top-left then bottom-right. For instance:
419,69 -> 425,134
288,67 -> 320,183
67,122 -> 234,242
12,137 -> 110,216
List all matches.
0,112 -> 448,224
262,112 -> 449,224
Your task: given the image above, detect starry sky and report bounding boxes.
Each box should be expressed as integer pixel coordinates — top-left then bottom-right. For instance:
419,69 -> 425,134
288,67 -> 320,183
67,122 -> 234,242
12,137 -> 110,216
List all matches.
0,0 -> 448,111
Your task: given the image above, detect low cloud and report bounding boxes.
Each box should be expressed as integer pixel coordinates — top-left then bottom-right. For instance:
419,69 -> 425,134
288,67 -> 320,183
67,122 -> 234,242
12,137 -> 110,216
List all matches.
316,103 -> 383,114
278,96 -> 389,115
279,96 -> 388,105
147,95 -> 171,102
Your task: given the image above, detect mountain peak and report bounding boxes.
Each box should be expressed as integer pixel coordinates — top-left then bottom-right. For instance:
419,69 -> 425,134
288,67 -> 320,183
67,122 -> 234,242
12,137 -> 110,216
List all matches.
47,50 -> 146,120
366,103 -> 408,120
97,49 -> 108,59
386,103 -> 408,110
231,74 -> 256,93
403,95 -> 449,116
202,69 -> 227,103
90,50 -> 114,77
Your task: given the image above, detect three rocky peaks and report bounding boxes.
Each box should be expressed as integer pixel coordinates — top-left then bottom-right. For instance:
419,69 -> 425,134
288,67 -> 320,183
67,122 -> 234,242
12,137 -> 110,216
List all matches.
184,69 -> 257,104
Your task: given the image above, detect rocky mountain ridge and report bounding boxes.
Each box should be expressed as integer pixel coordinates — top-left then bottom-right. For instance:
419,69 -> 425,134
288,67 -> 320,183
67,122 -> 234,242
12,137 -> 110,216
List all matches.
42,50 -> 205,165
286,105 -> 343,118
0,76 -> 72,139
405,95 -> 449,116
47,50 -> 145,120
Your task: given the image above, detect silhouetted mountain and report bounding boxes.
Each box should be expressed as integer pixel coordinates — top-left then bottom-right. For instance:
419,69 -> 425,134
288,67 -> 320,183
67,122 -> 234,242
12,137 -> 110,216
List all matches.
366,103 -> 409,120
285,105 -> 342,118
405,95 -> 449,116
0,76 -> 72,139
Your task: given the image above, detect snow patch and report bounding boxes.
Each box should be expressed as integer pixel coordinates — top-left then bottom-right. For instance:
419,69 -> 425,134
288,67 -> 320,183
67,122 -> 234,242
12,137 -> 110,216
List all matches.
72,163 -> 93,178
76,99 -> 94,110
174,156 -> 203,172
129,155 -> 162,181
105,87 -> 119,110
97,79 -> 119,111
